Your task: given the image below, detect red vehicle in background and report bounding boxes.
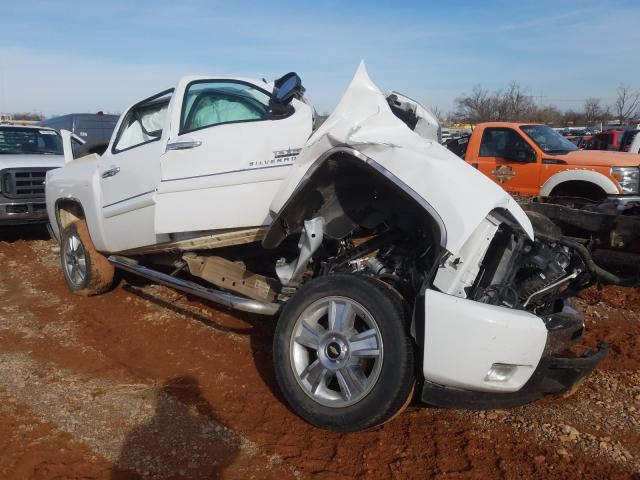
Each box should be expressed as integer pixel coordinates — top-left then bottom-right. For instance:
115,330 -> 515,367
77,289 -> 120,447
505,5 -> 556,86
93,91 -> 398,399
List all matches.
584,129 -> 626,151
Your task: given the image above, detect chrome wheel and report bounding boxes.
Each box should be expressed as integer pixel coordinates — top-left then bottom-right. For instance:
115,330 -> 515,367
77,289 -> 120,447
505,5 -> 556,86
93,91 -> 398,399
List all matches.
290,296 -> 384,407
63,233 -> 87,287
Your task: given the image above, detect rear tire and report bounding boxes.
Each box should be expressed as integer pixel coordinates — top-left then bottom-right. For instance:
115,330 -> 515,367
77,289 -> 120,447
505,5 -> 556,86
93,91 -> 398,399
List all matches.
60,220 -> 114,296
273,274 -> 415,431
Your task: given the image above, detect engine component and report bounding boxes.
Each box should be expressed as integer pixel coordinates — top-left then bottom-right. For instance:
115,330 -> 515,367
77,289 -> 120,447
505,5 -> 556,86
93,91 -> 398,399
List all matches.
365,257 -> 390,275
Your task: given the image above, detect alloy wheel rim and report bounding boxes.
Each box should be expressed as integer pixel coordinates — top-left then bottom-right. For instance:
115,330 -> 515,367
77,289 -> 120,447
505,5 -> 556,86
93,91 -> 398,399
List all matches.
289,296 -> 384,408
63,233 -> 87,287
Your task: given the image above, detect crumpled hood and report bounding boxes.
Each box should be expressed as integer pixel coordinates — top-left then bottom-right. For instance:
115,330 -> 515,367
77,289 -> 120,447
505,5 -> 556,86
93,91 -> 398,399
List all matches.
0,154 -> 65,171
270,62 -> 534,255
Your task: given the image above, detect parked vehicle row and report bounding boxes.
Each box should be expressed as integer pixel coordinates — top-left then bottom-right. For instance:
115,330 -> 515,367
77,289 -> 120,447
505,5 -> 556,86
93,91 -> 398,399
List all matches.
567,128 -> 640,154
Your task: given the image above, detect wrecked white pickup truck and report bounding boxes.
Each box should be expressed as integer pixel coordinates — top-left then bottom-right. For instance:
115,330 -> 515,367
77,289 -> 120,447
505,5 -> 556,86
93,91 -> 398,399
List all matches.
46,64 -> 608,432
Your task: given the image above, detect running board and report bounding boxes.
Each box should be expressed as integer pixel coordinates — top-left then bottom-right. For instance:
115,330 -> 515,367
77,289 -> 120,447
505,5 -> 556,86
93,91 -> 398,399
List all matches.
108,255 -> 281,316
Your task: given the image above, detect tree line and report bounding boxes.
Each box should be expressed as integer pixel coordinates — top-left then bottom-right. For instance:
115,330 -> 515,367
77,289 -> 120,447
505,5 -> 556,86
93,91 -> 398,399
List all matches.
1,112 -> 45,121
447,82 -> 640,127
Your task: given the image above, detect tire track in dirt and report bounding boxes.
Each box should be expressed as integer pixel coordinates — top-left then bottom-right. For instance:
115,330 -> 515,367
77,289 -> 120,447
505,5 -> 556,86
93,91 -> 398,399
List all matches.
0,235 -> 638,479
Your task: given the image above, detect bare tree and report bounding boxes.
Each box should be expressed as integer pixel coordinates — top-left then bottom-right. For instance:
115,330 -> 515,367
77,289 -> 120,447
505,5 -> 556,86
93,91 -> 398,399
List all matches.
533,105 -> 563,125
563,109 -> 583,126
614,83 -> 640,124
583,98 -> 603,125
500,81 -> 536,122
454,85 -> 498,124
454,82 -> 539,124
452,81 -> 639,127
11,112 -> 44,121
429,105 -> 445,123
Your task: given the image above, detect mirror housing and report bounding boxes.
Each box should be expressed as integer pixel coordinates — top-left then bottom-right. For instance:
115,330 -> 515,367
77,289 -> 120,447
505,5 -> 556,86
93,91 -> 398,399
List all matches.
270,72 -> 305,116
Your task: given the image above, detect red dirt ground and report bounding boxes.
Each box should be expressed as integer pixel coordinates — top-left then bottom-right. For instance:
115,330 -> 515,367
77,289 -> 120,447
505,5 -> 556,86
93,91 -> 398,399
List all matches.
0,226 -> 638,479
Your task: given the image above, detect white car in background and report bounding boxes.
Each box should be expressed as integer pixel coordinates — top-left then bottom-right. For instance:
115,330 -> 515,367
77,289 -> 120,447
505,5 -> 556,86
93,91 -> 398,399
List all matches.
45,64 -> 606,431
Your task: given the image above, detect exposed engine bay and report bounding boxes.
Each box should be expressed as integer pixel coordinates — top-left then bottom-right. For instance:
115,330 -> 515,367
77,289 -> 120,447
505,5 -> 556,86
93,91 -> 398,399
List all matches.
293,205 -> 636,323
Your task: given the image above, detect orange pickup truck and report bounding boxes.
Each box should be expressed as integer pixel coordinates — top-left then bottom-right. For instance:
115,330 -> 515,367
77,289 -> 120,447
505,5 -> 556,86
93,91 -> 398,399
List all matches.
447,123 -> 640,200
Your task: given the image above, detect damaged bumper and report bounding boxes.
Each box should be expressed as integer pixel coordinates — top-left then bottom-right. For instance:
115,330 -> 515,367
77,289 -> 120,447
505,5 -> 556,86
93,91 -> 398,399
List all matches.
421,302 -> 607,409
421,344 -> 606,410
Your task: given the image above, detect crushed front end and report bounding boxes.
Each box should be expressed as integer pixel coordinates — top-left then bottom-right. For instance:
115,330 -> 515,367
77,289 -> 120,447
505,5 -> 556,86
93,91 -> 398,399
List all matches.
421,210 -> 609,409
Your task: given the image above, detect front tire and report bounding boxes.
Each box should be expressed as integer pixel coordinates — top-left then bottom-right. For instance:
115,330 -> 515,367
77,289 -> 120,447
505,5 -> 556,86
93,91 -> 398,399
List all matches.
273,274 -> 415,431
60,220 -> 114,296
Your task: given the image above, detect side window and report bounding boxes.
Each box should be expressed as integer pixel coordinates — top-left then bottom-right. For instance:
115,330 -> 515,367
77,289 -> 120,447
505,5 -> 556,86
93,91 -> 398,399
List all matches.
113,90 -> 172,153
479,128 -> 534,160
181,81 -> 271,134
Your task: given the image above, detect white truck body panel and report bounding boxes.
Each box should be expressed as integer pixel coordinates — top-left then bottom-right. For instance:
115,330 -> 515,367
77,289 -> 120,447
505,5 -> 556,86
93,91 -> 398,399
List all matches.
47,76 -> 312,253
155,75 -> 312,233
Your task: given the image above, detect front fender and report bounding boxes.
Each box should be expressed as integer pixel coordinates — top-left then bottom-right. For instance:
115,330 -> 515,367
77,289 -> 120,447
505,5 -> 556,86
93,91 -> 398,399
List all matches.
540,169 -> 620,196
45,160 -> 108,251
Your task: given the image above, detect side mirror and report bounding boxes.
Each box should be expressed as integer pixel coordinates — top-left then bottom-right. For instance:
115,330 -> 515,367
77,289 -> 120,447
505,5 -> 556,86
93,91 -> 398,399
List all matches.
270,72 -> 305,116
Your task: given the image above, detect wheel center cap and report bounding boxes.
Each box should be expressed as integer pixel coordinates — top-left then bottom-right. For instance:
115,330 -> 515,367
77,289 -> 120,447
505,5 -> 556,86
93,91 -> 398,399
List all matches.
326,341 -> 342,360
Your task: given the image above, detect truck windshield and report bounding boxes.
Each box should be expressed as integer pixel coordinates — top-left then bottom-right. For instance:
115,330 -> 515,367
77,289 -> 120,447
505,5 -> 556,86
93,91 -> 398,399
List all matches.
0,127 -> 63,155
521,125 -> 578,154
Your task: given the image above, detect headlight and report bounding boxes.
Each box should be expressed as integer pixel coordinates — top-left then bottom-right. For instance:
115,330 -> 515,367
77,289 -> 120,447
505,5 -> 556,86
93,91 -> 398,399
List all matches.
611,166 -> 640,194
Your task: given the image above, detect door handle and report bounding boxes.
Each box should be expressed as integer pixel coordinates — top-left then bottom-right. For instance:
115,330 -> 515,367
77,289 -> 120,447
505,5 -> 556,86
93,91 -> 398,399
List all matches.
166,138 -> 202,151
102,166 -> 120,178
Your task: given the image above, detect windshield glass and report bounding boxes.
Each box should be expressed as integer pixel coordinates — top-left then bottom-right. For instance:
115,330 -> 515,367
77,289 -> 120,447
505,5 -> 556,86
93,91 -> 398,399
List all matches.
520,125 -> 578,154
0,127 -> 63,155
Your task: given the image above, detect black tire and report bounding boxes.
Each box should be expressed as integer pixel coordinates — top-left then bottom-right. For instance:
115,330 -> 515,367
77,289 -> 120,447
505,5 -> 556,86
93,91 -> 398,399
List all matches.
60,220 -> 114,296
273,274 -> 415,431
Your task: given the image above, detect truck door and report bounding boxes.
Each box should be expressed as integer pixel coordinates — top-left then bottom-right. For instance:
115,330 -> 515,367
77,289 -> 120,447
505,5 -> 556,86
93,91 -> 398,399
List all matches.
475,127 -> 540,196
98,89 -> 173,252
155,78 -> 312,234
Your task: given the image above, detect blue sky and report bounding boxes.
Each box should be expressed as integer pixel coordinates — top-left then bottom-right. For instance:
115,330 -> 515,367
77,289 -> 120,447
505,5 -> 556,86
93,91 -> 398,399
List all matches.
0,0 -> 639,117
